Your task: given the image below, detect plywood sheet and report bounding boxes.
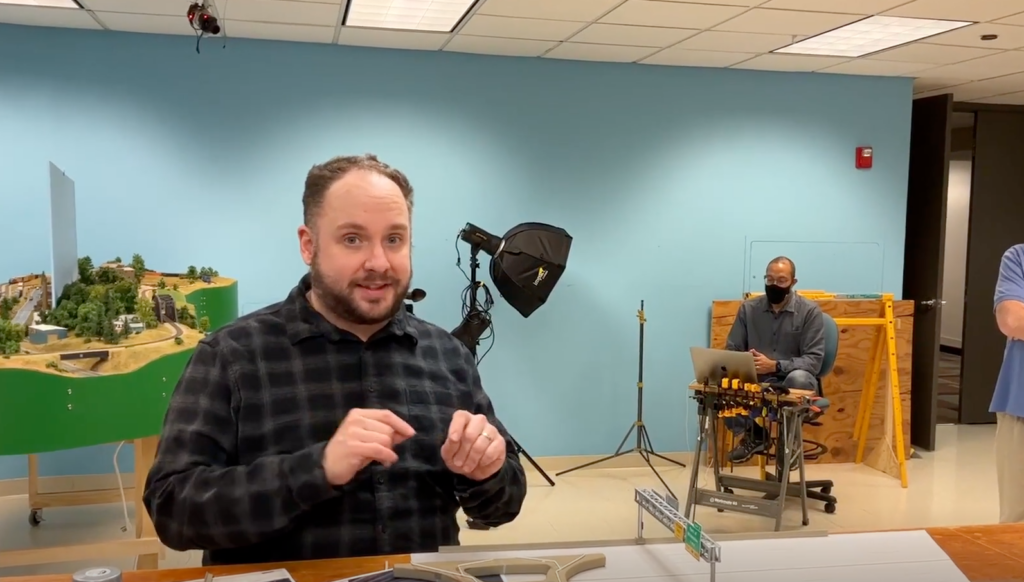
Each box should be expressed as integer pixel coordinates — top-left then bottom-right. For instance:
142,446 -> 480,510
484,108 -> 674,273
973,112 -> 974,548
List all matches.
709,299 -> 913,466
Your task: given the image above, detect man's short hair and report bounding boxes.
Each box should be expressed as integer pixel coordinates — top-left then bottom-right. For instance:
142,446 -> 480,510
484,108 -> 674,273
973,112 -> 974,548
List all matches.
302,154 -> 414,227
767,256 -> 796,278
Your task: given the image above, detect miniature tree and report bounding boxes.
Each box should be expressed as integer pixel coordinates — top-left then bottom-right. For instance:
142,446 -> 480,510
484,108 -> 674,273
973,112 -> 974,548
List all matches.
112,256 -> 122,264
0,319 -> 24,355
176,305 -> 196,328
172,283 -> 179,291
198,316 -> 210,333
77,256 -> 94,285
0,297 -> 14,320
157,278 -> 167,289
75,301 -> 104,338
135,295 -> 158,329
131,253 -> 146,281
185,265 -> 199,283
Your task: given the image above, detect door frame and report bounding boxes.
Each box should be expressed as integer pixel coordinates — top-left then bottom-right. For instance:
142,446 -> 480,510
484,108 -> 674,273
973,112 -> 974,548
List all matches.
951,101 -> 1024,424
903,94 -> 953,451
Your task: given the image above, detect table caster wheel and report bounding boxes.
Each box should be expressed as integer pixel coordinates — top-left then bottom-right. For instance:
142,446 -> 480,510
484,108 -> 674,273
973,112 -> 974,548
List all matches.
824,502 -> 836,515
717,508 -> 725,513
722,488 -> 734,494
28,509 -> 42,526
802,518 -> 810,526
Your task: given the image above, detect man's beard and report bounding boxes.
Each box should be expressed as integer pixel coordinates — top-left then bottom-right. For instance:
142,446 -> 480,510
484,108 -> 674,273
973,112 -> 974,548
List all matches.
309,252 -> 410,326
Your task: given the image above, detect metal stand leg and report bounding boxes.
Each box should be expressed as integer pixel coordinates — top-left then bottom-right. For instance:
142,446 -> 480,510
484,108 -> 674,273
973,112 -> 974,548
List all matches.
796,418 -> 809,527
557,302 -> 684,500
685,411 -> 708,521
511,436 -> 555,486
774,412 -> 791,532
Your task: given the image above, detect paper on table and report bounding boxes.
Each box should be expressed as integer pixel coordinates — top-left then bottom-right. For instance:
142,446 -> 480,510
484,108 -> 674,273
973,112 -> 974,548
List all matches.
184,569 -> 295,582
410,530 -> 970,582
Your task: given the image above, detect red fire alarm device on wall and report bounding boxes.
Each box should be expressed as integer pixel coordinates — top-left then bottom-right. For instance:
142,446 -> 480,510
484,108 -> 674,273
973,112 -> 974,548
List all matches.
856,146 -> 873,169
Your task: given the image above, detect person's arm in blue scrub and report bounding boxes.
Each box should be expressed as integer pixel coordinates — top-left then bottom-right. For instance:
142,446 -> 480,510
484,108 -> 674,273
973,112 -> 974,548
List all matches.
995,245 -> 1024,341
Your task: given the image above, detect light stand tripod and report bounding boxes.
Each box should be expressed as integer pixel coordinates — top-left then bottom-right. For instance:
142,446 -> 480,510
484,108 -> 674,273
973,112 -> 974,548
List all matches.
459,245 -> 556,530
555,300 -> 685,499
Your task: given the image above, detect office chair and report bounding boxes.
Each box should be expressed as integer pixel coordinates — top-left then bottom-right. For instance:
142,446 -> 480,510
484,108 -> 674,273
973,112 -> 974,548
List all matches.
800,313 -> 839,513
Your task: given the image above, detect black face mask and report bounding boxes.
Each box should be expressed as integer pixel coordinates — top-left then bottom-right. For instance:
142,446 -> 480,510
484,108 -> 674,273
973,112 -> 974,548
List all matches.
765,284 -> 791,305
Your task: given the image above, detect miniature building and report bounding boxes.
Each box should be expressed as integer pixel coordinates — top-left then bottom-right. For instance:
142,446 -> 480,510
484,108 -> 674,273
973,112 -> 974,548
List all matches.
153,294 -> 177,323
97,263 -> 135,279
27,324 -> 67,345
112,314 -> 145,334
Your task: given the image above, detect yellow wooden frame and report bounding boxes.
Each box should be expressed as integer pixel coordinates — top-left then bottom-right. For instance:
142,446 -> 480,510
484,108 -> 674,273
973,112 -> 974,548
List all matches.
837,295 -> 909,488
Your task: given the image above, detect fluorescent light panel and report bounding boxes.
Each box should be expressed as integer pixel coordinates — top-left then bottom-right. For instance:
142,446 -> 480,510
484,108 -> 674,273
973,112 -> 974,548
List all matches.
345,0 -> 475,32
774,15 -> 972,58
0,0 -> 80,6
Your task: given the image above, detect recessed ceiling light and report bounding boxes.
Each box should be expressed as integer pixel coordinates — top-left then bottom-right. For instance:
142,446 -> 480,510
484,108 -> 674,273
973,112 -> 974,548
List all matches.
773,15 -> 973,58
0,0 -> 81,6
344,0 -> 476,33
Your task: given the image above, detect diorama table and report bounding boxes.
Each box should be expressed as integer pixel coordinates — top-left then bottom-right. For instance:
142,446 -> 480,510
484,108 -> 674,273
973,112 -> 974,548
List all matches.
1,524 -> 1021,582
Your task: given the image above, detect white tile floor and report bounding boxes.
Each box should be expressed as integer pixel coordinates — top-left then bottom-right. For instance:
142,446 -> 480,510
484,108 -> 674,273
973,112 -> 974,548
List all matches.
0,424 -> 998,578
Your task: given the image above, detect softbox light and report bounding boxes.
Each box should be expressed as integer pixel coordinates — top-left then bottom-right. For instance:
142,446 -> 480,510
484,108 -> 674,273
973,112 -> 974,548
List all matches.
459,222 -> 572,318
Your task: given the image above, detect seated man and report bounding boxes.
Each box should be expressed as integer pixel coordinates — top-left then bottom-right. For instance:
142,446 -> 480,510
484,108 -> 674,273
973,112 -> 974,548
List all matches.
724,256 -> 825,463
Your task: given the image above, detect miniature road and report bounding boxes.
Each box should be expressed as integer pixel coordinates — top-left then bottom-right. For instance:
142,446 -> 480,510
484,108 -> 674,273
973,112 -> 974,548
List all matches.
12,288 -> 41,326
22,322 -> 187,376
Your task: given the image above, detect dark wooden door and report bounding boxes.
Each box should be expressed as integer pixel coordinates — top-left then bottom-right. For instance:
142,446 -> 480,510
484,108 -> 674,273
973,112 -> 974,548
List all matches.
902,94 -> 953,451
960,109 -> 1024,424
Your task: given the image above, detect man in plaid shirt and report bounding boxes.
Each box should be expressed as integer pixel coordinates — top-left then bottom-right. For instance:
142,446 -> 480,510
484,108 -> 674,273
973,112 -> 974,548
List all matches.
144,154 -> 527,565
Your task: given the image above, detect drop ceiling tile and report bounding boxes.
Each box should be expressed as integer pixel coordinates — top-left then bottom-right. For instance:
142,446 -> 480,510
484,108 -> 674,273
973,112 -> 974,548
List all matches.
676,30 -> 793,53
658,0 -> 762,5
883,0 -> 1024,22
95,11 -> 195,34
913,76 -> 968,92
995,12 -> 1024,27
569,23 -> 699,47
944,79 -> 1024,100
731,53 -> 850,71
868,43 -> 1002,64
224,21 -> 336,43
921,50 -> 1024,81
970,90 -> 1024,104
759,0 -> 909,14
818,59 -> 937,76
475,0 -> 622,22
79,0 -> 183,16
0,4 -> 101,28
337,27 -> 450,50
713,8 -> 862,36
641,47 -> 757,67
600,0 -> 746,29
924,23 -> 1024,49
227,0 -> 339,27
544,42 -> 655,62
459,14 -> 582,41
444,34 -> 558,56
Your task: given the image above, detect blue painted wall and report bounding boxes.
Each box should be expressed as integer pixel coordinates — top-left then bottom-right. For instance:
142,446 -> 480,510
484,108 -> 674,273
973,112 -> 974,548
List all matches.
0,23 -> 912,480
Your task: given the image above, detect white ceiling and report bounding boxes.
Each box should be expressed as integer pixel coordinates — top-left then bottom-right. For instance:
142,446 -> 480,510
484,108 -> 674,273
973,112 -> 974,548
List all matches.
6,0 -> 1024,104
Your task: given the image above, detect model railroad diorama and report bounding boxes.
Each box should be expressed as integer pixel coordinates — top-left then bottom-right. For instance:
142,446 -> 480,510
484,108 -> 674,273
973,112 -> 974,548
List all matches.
0,254 -> 237,456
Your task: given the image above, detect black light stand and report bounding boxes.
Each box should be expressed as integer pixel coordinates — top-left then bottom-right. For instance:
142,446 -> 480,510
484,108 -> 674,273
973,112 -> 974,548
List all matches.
555,300 -> 685,499
461,244 -> 556,531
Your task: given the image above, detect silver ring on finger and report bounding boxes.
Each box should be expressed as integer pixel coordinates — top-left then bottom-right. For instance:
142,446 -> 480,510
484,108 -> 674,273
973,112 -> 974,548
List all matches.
480,430 -> 493,442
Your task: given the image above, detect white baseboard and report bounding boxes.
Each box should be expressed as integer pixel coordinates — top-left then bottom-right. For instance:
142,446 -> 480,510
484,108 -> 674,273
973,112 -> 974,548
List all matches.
941,336 -> 962,349
0,473 -> 136,499
0,451 -> 697,499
